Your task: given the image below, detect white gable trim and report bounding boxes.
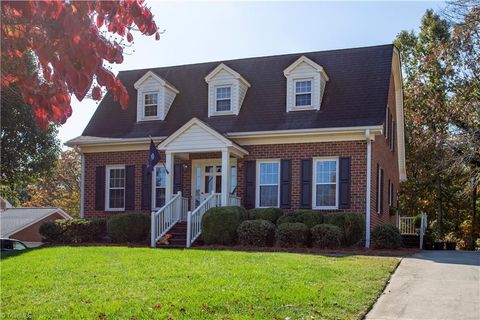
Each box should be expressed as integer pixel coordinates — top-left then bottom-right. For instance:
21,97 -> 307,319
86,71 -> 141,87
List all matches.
283,55 -> 329,80
205,63 -> 251,87
392,48 -> 407,181
134,70 -> 179,93
159,117 -> 248,156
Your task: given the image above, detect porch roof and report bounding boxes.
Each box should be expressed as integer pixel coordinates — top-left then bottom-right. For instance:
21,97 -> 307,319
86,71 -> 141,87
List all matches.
158,118 -> 249,157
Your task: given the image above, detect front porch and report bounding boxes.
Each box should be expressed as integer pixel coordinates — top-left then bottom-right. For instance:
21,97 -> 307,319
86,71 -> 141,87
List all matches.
150,118 -> 248,248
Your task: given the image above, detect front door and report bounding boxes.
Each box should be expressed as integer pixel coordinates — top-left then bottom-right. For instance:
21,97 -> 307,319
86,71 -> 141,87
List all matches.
192,159 -> 237,208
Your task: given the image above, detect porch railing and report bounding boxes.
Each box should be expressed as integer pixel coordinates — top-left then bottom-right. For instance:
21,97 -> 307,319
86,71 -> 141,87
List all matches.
186,192 -> 221,248
399,216 -> 416,235
229,194 -> 241,206
150,191 -> 188,248
398,213 -> 428,249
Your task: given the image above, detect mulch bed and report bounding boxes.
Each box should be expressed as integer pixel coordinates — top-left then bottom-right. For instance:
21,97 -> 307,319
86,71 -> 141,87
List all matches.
191,245 -> 420,257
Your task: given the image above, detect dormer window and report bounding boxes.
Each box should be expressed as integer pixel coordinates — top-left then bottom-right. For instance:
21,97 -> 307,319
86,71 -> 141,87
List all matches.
215,86 -> 232,112
295,79 -> 312,107
143,93 -> 159,117
284,56 -> 329,112
205,63 -> 250,117
134,71 -> 179,122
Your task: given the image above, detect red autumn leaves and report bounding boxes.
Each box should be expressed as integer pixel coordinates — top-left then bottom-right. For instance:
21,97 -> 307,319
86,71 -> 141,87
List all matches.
1,0 -> 160,127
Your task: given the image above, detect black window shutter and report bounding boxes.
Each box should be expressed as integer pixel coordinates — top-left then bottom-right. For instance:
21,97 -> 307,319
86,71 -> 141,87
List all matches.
392,122 -> 396,152
173,164 -> 183,194
380,168 -> 384,214
95,166 -> 106,211
244,160 -> 256,209
338,157 -> 351,209
125,165 -> 135,210
141,165 -> 152,210
280,159 -> 292,208
376,163 -> 380,213
388,111 -> 392,147
300,159 -> 312,209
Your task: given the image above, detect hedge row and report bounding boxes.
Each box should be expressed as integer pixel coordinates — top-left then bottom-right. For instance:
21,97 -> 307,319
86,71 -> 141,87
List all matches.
40,213 -> 151,244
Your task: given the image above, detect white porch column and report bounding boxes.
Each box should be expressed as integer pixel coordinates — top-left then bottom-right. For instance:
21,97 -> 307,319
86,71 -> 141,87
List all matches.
165,151 -> 174,201
221,148 -> 231,206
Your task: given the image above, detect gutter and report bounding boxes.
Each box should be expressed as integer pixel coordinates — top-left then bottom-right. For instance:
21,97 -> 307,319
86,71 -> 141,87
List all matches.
365,129 -> 372,248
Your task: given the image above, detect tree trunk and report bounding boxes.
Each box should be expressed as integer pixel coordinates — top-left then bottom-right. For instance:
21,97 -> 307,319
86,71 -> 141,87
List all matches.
470,181 -> 478,250
435,173 -> 444,238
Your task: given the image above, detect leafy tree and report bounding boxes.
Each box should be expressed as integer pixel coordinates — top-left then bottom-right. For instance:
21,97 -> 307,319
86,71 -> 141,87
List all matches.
1,0 -> 160,127
1,83 -> 60,206
23,150 -> 81,217
395,10 -> 452,237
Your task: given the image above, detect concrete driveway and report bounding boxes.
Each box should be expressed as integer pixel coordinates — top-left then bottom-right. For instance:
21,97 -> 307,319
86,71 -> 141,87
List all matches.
365,251 -> 480,320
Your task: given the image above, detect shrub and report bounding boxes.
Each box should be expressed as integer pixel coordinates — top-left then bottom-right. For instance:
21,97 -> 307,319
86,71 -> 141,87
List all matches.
201,206 -> 246,245
371,224 -> 402,249
39,220 -> 64,242
248,208 -> 283,224
237,220 -> 276,246
295,210 -> 325,228
39,218 -> 107,243
311,224 -> 343,248
107,213 -> 150,243
324,212 -> 365,246
276,223 -> 309,247
277,213 -> 300,226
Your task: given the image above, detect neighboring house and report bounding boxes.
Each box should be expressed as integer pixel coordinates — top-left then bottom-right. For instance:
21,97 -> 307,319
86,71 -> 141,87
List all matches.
0,203 -> 72,242
67,44 -> 406,248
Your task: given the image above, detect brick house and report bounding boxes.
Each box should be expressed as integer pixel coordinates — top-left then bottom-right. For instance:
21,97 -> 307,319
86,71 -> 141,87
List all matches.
67,44 -> 406,248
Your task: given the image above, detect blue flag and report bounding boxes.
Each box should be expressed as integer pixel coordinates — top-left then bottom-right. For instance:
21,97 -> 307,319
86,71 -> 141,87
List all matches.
146,139 -> 160,174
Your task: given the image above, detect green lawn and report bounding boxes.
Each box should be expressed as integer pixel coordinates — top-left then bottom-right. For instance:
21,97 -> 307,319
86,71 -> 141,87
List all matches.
1,247 -> 398,320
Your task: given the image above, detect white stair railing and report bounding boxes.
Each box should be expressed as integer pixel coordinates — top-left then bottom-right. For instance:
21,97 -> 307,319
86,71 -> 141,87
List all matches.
228,194 -> 241,206
186,192 -> 221,248
399,216 -> 416,235
150,191 -> 188,248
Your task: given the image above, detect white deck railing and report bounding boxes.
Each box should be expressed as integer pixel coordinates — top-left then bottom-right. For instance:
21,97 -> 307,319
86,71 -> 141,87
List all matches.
229,194 -> 241,206
186,192 -> 221,248
398,213 -> 428,249
399,216 -> 416,235
150,191 -> 188,248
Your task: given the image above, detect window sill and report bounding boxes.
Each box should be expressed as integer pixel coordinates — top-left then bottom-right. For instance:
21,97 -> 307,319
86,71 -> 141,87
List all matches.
105,208 -> 125,212
312,206 -> 338,210
210,111 -> 237,117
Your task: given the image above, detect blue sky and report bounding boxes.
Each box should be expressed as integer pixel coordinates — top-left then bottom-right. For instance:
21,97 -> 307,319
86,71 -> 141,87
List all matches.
59,1 -> 445,144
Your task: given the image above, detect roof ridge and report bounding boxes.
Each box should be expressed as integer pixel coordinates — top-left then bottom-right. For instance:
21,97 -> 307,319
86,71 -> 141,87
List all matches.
118,43 -> 394,74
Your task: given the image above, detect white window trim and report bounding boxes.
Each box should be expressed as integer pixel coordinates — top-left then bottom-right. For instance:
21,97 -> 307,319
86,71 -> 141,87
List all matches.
293,78 -> 313,109
151,165 -> 167,210
312,157 -> 339,210
142,92 -> 160,120
105,165 -> 126,212
215,85 -> 232,113
256,159 -> 281,208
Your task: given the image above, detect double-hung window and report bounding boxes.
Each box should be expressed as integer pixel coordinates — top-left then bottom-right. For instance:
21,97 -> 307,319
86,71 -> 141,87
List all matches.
257,161 -> 280,207
294,79 -> 312,107
153,166 -> 167,209
313,159 -> 338,209
143,93 -> 158,117
215,86 -> 232,112
106,166 -> 125,211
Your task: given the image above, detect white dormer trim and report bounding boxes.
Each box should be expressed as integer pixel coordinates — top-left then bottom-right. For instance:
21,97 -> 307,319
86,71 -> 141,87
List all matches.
205,63 -> 250,117
284,55 -> 329,112
134,71 -> 179,122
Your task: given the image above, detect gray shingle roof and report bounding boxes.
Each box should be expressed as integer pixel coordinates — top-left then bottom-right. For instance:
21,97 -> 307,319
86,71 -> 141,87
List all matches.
82,44 -> 394,138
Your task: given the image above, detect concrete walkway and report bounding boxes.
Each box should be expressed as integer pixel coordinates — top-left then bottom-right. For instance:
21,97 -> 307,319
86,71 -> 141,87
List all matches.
366,251 -> 480,320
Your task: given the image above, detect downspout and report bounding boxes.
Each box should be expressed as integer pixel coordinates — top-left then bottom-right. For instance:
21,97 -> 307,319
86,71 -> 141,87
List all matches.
74,144 -> 85,219
365,130 -> 372,248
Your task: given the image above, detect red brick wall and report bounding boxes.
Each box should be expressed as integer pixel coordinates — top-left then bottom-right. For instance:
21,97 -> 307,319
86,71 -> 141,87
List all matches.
370,74 -> 400,229
237,141 -> 367,212
83,141 -> 368,218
